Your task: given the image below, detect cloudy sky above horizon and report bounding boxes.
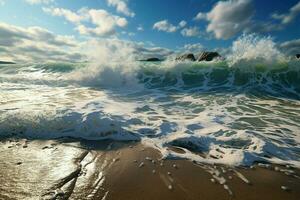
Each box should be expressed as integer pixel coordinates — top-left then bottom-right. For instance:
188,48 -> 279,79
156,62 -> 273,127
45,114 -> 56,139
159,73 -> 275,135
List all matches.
0,0 -> 299,62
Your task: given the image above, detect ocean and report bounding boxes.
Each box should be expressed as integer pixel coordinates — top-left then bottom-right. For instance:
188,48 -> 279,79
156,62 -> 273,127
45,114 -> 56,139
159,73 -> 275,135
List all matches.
0,35 -> 300,167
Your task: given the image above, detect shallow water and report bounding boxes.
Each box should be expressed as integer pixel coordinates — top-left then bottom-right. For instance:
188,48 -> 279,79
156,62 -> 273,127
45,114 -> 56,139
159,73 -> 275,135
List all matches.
1,58 -> 299,167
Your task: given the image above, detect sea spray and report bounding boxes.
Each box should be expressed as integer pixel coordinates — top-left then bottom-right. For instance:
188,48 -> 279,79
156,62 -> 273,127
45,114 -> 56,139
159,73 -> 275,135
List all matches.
66,39 -> 142,88
227,33 -> 286,66
0,35 -> 300,168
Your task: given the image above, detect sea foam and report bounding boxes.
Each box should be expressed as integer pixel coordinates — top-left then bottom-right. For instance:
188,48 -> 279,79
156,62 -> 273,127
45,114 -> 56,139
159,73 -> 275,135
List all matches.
0,35 -> 300,168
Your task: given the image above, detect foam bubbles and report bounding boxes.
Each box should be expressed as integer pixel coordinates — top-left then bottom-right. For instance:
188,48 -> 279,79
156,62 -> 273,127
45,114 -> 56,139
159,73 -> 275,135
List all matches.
1,35 -> 300,168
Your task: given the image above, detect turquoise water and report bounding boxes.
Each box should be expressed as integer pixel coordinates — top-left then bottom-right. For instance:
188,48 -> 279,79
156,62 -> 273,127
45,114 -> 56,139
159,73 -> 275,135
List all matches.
0,60 -> 300,167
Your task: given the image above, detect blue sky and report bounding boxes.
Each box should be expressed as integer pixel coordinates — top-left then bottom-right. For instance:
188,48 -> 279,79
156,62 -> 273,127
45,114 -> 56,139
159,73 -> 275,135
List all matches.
0,0 -> 299,62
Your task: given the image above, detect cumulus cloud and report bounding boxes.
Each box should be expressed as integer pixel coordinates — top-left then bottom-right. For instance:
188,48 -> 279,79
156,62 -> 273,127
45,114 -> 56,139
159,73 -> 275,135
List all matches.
271,1 -> 300,24
153,20 -> 177,33
107,0 -> 135,17
43,7 -> 88,24
279,38 -> 300,56
194,12 -> 207,21
43,7 -> 128,36
25,0 -> 54,4
153,20 -> 187,33
194,0 -> 254,39
194,0 -> 300,39
181,27 -> 200,37
81,9 -> 128,36
153,20 -> 200,37
178,20 -> 187,28
206,0 -> 254,39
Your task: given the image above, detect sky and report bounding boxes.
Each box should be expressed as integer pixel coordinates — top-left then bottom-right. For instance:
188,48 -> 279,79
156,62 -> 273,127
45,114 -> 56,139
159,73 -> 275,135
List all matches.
0,0 -> 299,62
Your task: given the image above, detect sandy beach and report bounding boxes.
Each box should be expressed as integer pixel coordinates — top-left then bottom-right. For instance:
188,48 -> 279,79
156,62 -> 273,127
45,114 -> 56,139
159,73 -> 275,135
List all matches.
1,0 -> 300,199
0,138 -> 299,200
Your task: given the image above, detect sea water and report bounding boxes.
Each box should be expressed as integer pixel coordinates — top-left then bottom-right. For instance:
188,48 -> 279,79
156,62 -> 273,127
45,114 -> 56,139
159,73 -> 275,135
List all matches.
0,34 -> 299,167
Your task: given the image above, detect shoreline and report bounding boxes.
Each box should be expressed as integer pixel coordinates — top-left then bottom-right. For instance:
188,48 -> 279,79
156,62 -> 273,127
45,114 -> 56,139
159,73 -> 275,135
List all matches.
0,138 -> 299,200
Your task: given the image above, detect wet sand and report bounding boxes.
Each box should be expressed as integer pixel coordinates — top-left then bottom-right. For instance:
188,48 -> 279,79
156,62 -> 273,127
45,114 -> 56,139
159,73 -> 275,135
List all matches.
0,138 -> 299,200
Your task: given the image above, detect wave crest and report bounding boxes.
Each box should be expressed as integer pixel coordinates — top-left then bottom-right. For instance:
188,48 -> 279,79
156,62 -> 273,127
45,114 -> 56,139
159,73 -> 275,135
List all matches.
228,34 -> 286,66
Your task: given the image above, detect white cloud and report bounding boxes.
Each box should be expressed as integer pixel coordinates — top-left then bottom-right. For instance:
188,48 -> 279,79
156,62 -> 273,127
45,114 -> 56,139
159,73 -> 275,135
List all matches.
0,22 -> 83,62
181,27 -> 200,37
43,7 -> 128,37
0,22 -> 174,62
25,0 -> 54,4
86,39 -> 173,60
246,1 -> 300,34
194,0 -> 254,39
84,9 -> 128,36
279,38 -> 300,56
153,20 -> 177,33
137,25 -> 144,31
247,21 -> 283,33
178,20 -> 187,28
92,39 -> 173,60
153,20 -> 187,33
182,43 -> 203,53
0,22 -> 77,47
43,7 -> 88,24
271,1 -> 300,24
194,12 -> 207,21
107,0 -> 135,17
153,20 -> 201,37
206,0 -> 253,39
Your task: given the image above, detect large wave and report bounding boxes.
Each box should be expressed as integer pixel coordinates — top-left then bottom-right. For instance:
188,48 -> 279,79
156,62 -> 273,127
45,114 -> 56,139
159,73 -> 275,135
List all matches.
68,34 -> 299,99
0,34 -> 300,167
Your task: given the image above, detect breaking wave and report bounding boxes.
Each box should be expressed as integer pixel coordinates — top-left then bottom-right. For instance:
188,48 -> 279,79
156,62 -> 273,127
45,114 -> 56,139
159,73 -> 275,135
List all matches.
0,34 -> 300,167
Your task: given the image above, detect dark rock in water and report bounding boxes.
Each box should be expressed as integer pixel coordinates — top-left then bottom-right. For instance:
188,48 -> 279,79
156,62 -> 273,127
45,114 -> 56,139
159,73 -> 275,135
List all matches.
0,60 -> 15,64
140,58 -> 161,62
175,53 -> 196,61
147,57 -> 161,62
296,54 -> 300,59
197,52 -> 221,62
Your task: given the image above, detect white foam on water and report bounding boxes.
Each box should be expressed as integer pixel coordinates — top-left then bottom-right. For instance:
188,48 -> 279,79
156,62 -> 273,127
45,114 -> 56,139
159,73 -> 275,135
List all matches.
66,39 -> 142,89
227,33 -> 286,66
1,34 -> 300,168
